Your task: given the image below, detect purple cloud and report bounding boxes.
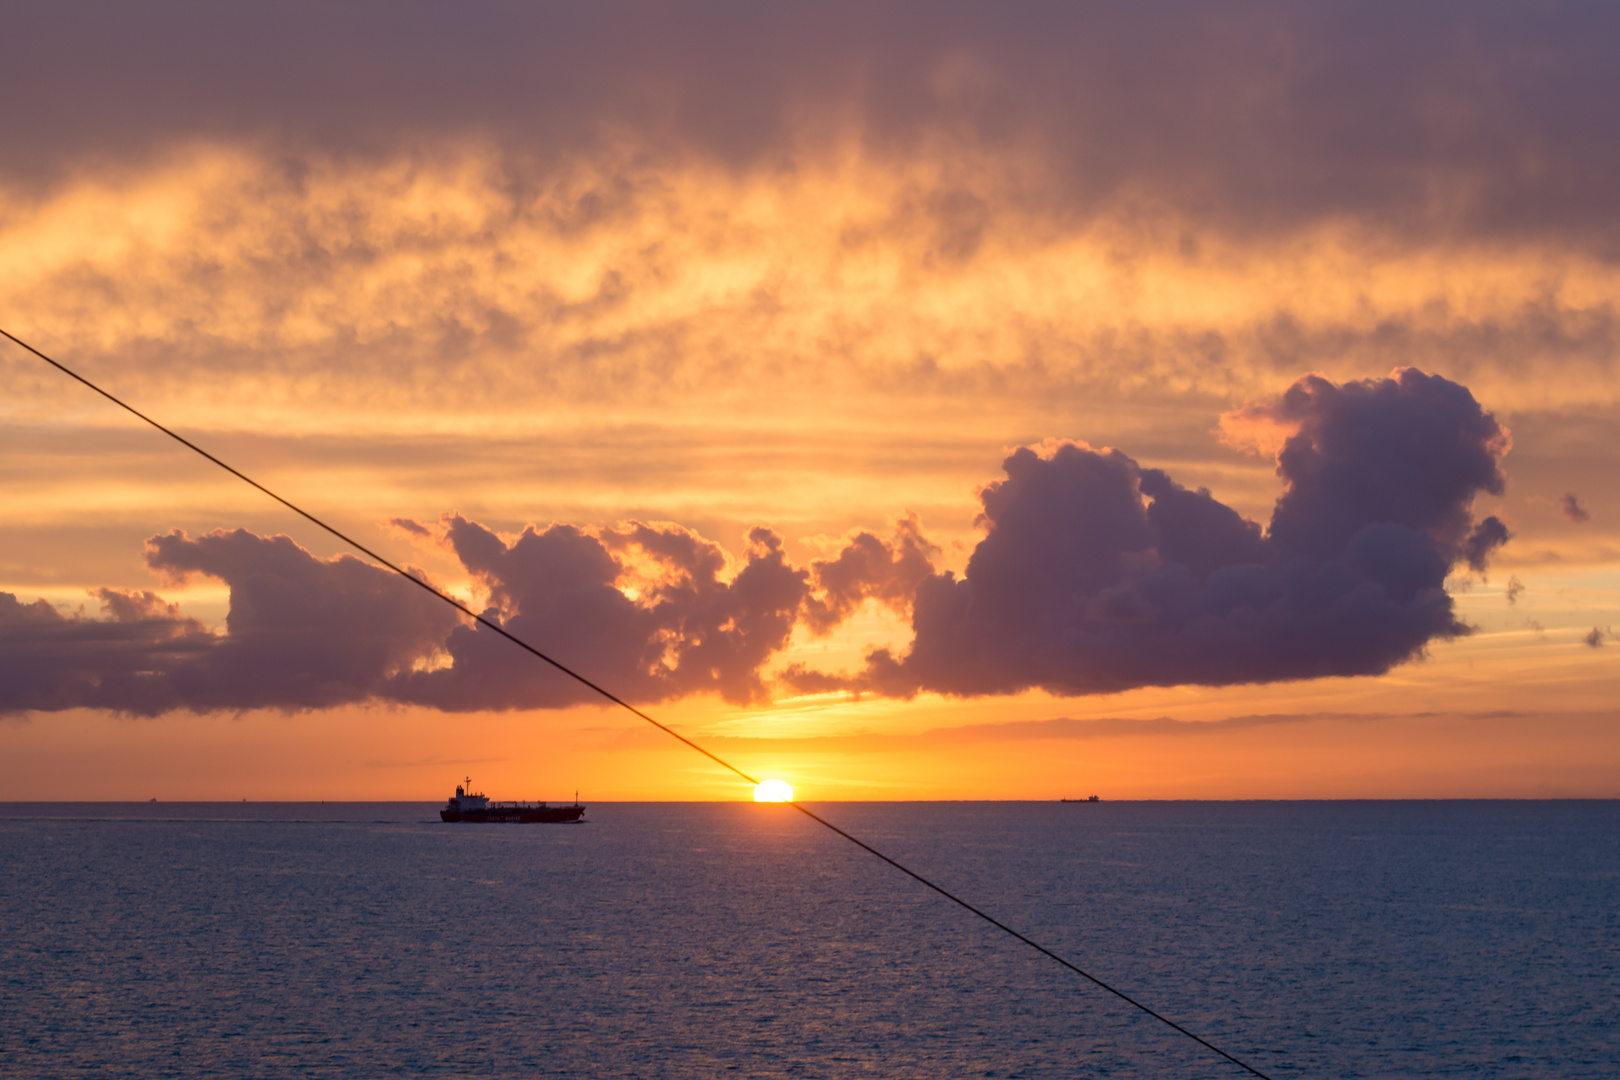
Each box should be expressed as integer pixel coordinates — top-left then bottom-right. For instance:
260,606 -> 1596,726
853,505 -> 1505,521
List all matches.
6,3 -> 1620,248
1561,493 -> 1591,523
849,369 -> 1510,698
3,369 -> 1513,715
146,529 -> 465,712
388,517 -> 808,709
0,589 -> 213,716
387,517 -> 433,537
1,519 -> 808,715
801,515 -> 940,634
0,531 -> 464,717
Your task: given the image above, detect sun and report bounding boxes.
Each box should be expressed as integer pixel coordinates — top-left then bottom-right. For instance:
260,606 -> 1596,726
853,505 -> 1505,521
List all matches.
753,779 -> 794,802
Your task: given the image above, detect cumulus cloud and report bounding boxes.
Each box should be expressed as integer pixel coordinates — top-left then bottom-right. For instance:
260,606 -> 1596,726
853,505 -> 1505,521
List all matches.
0,589 -> 214,716
1,519 -> 808,715
1561,493 -> 1591,523
141,529 -> 467,710
389,517 -> 807,709
844,369 -> 1510,698
0,531 -> 464,717
2,370 -> 1513,715
801,514 -> 940,634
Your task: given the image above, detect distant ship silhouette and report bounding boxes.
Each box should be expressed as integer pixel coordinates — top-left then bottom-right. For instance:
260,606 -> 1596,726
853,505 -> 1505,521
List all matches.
440,777 -> 585,823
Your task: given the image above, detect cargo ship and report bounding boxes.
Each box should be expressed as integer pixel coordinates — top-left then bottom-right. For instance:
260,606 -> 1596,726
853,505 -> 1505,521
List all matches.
440,778 -> 585,823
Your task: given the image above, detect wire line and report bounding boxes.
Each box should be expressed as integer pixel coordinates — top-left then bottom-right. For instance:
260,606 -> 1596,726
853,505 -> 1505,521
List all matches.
4,326 -> 1277,1079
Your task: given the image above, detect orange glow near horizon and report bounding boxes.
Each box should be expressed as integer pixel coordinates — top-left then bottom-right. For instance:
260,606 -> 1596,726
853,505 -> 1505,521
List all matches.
2,134 -> 1618,801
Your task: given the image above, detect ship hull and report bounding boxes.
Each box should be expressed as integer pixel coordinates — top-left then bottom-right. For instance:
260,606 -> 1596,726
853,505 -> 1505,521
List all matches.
440,805 -> 585,823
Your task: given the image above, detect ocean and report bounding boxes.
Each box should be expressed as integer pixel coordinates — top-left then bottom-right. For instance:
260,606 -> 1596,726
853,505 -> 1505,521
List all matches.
1,801 -> 1614,1078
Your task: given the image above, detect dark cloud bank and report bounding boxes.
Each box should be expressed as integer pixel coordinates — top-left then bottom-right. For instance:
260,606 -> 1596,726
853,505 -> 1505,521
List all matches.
2,370 -> 1512,715
7,2 -> 1620,246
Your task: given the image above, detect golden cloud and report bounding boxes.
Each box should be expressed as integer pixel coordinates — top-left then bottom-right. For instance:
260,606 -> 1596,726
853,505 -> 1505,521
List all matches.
3,139 -> 1617,439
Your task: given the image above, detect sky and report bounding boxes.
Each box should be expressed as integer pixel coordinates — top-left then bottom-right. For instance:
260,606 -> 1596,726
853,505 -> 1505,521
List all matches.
2,1 -> 1617,801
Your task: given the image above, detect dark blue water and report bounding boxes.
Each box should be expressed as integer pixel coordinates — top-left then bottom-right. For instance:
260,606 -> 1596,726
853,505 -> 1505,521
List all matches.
1,801 -> 1615,1078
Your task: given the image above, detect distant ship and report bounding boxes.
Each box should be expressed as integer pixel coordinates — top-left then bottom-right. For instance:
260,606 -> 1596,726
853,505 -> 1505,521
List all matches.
1060,795 -> 1101,803
440,778 -> 586,823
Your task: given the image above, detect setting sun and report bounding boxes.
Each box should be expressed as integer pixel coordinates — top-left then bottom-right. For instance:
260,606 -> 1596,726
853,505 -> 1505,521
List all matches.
753,779 -> 794,802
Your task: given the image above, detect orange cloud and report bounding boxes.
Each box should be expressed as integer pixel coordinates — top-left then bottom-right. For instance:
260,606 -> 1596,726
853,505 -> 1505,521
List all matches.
3,142 -> 1618,442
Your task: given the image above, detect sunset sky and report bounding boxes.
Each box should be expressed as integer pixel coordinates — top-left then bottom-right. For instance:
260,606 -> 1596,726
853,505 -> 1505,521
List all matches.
3,1 -> 1617,801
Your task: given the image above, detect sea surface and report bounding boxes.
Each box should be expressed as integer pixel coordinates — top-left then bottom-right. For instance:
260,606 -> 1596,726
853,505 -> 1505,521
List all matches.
1,801 -> 1615,1078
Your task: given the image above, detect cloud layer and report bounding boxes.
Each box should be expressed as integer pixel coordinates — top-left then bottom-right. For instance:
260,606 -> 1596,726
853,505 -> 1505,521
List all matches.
0,370 -> 1514,716
6,4 -> 1620,434
7,2 -> 1620,249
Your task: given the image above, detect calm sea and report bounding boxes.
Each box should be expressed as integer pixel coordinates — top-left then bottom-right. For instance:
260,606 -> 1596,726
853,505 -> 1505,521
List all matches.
1,801 -> 1614,1078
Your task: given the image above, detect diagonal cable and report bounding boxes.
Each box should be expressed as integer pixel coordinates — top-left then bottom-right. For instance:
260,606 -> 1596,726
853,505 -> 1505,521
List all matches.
3,326 -> 1278,1079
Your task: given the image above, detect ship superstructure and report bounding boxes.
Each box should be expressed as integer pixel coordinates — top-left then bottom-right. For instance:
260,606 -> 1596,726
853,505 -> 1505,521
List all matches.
440,777 -> 585,823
